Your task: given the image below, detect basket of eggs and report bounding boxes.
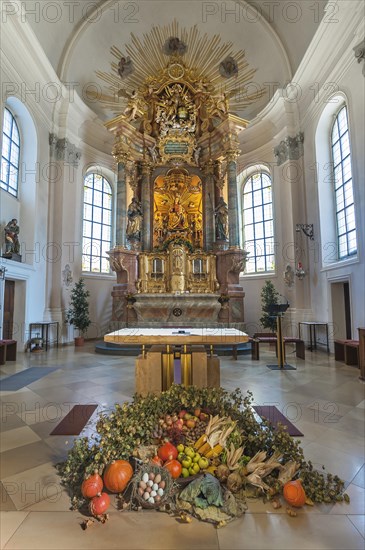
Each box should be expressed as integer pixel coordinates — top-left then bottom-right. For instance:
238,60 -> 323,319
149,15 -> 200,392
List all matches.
133,464 -> 173,509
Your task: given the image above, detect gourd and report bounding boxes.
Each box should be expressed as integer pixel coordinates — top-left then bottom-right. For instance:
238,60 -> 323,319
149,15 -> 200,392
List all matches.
283,479 -> 306,507
103,460 -> 133,493
89,492 -> 110,516
81,471 -> 103,499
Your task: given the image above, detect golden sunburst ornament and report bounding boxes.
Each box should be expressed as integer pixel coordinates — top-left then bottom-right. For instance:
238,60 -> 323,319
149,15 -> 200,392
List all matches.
92,20 -> 264,117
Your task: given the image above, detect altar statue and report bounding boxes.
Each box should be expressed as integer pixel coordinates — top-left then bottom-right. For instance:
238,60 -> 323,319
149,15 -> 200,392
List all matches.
126,198 -> 143,241
4,218 -> 20,255
168,196 -> 188,230
214,197 -> 229,241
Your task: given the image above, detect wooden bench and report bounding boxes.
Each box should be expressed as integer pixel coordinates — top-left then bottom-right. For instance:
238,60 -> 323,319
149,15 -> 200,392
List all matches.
334,339 -> 349,361
251,333 -> 305,361
344,340 -> 359,366
0,342 -> 6,365
0,340 -> 17,361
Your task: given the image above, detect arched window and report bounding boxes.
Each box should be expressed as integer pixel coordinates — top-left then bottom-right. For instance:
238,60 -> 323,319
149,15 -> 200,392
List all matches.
331,105 -> 357,258
1,107 -> 20,196
82,173 -> 112,273
242,172 -> 275,273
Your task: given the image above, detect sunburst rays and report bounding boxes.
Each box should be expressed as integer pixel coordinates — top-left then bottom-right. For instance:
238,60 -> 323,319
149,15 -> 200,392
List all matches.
95,20 -> 264,117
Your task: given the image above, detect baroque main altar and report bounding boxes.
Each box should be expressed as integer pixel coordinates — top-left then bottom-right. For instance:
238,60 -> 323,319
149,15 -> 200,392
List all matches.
98,24 -> 263,329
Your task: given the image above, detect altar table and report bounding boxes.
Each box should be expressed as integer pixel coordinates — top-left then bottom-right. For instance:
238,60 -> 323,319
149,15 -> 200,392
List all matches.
104,328 -> 249,395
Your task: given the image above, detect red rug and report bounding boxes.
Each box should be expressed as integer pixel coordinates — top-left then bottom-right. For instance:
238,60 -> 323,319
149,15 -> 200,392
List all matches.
253,406 -> 303,436
50,405 -> 98,435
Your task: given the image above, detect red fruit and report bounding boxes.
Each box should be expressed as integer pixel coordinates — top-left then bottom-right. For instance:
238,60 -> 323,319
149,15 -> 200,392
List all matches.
194,408 -> 201,417
151,455 -> 163,466
283,479 -> 306,508
157,442 -> 178,462
164,459 -> 182,479
89,492 -> 110,516
178,410 -> 187,419
81,471 -> 103,499
103,460 -> 133,493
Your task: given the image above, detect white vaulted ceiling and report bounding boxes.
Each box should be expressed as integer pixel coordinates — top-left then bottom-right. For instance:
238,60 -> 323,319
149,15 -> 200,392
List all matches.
21,0 -> 327,121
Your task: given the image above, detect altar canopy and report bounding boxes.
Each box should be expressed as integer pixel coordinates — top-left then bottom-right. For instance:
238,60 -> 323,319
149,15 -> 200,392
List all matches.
100,22 -> 261,328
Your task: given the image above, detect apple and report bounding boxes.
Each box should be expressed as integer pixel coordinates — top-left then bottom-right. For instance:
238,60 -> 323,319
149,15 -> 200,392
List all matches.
191,463 -> 200,474
194,408 -> 201,417
181,468 -> 190,478
184,446 -> 195,459
186,419 -> 196,429
184,413 -> 192,420
198,457 -> 209,469
199,412 -> 209,421
182,456 -> 192,468
192,453 -> 201,463
177,443 -> 185,453
178,410 -> 187,419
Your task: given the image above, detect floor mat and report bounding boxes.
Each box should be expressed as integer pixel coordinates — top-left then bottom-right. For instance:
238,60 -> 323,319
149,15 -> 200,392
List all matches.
0,367 -> 60,391
50,404 -> 98,435
253,405 -> 303,436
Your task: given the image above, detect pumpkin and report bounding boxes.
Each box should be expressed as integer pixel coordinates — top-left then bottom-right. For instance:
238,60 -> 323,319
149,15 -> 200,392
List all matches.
103,459 -> 133,493
89,492 -> 110,516
81,471 -> 103,499
164,459 -> 182,479
283,479 -> 306,507
157,442 -> 178,462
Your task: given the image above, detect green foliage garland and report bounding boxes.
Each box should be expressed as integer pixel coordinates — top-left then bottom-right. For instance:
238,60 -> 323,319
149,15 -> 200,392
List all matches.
57,385 -> 346,510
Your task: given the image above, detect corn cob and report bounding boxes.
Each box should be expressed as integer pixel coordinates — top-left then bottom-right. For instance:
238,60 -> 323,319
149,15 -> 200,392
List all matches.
205,444 -> 223,458
194,434 -> 207,450
198,442 -> 211,455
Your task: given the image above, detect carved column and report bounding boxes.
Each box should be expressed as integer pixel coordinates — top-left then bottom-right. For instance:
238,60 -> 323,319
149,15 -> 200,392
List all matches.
47,134 -> 81,328
225,150 -> 240,248
112,141 -> 130,248
202,160 -> 215,251
140,161 -> 152,251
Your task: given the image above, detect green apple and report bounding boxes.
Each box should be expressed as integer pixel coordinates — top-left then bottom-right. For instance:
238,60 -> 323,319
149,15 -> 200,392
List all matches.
184,446 -> 195,458
181,468 -> 190,478
182,455 -> 192,468
198,457 -> 209,469
177,444 -> 185,453
192,453 -> 201,463
192,463 -> 200,474
189,467 -> 196,476
178,452 -> 185,462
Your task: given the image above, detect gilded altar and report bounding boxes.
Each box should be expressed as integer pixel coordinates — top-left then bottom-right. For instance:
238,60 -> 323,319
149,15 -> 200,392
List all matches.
137,243 -> 219,294
99,22 -> 262,328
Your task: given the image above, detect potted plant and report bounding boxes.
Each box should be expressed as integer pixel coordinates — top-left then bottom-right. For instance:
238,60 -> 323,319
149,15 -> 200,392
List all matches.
260,280 -> 279,332
65,278 -> 91,346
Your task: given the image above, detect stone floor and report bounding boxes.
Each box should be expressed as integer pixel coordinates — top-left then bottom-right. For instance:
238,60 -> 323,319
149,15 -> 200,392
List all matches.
0,343 -> 364,549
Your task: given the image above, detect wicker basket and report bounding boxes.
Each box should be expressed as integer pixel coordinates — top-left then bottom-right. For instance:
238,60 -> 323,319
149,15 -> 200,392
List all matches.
133,464 -> 173,509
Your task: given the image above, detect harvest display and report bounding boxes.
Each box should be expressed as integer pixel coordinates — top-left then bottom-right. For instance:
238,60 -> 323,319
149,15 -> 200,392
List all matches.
58,385 -> 349,527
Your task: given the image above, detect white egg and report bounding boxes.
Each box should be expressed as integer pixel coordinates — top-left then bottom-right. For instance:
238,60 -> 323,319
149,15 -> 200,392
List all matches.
157,488 -> 164,496
150,490 -> 157,497
147,479 -> 154,487
143,491 -> 150,500
152,483 -> 159,491
148,497 -> 155,504
142,473 -> 149,483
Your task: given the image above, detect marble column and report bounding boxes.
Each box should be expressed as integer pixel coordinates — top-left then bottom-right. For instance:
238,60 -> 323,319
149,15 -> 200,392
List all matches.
226,150 -> 240,248
202,160 -> 215,251
140,161 -> 152,251
114,154 -> 129,247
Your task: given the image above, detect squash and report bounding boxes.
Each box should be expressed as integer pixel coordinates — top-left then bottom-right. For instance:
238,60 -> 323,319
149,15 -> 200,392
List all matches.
164,459 -> 182,479
89,492 -> 110,516
103,460 -> 133,493
81,471 -> 103,499
157,442 -> 178,462
283,479 -> 306,507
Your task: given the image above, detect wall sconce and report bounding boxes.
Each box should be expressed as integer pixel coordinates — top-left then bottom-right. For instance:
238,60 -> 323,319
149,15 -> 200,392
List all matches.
296,223 -> 314,240
295,262 -> 306,280
0,266 -> 6,280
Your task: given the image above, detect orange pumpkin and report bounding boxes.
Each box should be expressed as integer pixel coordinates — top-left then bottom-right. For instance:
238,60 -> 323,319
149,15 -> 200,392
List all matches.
81,471 -> 103,499
103,460 -> 133,493
89,492 -> 110,516
283,479 -> 306,507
